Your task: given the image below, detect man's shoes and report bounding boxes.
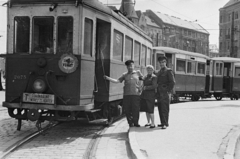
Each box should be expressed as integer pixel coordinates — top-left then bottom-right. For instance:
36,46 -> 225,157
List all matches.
150,125 -> 155,129
145,124 -> 151,127
158,124 -> 164,127
134,124 -> 141,127
129,124 -> 134,127
161,125 -> 167,129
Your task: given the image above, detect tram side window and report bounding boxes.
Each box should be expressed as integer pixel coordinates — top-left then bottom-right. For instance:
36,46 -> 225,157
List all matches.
113,30 -> 123,61
146,48 -> 151,65
58,17 -> 73,54
216,63 -> 223,75
235,67 -> 240,77
141,45 -> 147,66
187,61 -> 196,74
125,36 -> 133,61
134,41 -> 140,65
14,17 -> 30,53
33,17 -> 54,54
176,59 -> 186,73
84,18 -> 93,56
197,62 -> 205,74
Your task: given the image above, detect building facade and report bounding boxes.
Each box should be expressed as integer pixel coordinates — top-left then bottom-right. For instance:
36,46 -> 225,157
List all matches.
209,44 -> 219,57
219,0 -> 240,57
143,10 -> 210,55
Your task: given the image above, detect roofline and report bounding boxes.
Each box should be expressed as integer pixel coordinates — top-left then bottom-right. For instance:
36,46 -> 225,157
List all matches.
221,1 -> 240,9
153,46 -> 209,59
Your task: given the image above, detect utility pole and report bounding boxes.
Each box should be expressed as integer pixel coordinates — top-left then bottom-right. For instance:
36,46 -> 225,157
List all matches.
230,12 -> 235,57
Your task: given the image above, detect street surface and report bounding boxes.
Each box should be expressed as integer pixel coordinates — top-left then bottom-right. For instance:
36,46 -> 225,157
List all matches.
132,99 -> 240,159
0,91 -> 132,159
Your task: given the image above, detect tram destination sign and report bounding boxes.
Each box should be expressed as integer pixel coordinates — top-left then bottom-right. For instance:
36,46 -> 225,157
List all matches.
23,93 -> 55,104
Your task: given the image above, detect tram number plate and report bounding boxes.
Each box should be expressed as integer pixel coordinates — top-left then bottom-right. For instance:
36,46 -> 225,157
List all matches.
23,93 -> 55,104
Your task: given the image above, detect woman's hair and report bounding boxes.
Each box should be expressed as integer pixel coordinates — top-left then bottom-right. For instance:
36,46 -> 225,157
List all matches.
146,65 -> 154,70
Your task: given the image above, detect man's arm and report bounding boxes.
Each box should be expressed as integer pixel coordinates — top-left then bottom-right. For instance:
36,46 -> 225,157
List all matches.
104,75 -> 121,83
167,70 -> 176,92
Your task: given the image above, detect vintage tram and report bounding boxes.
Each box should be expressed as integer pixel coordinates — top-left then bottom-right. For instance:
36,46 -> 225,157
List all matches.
153,47 -> 209,102
2,0 -> 153,129
209,57 -> 240,100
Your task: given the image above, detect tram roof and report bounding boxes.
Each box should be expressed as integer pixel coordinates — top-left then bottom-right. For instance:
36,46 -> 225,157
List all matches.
153,47 -> 209,59
211,57 -> 240,63
9,0 -> 152,42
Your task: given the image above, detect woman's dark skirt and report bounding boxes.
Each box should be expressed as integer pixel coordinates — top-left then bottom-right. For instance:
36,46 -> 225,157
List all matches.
140,98 -> 155,114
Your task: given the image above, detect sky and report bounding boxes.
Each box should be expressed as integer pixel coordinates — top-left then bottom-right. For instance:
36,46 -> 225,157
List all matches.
0,0 -> 228,53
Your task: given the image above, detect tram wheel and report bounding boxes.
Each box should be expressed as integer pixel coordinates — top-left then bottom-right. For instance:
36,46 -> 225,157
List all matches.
215,96 -> 222,101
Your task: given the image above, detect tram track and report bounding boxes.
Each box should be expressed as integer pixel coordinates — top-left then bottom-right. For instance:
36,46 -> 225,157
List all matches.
83,115 -> 126,159
0,121 -> 59,159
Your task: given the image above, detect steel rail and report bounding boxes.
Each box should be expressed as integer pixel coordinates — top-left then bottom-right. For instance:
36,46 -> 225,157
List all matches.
0,122 -> 59,159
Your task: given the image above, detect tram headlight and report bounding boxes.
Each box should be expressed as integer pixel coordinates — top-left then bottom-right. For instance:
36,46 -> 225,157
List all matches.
32,79 -> 46,93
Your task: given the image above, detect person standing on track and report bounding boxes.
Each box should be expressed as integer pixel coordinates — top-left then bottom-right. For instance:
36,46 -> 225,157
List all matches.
104,60 -> 143,127
156,56 -> 175,129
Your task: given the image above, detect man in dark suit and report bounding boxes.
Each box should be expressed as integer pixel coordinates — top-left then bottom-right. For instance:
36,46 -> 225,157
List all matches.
156,56 -> 175,129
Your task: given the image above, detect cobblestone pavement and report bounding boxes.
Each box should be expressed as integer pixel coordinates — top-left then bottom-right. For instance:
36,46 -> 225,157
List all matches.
0,91 -> 46,157
0,110 -> 50,158
6,119 -> 132,159
0,91 -> 134,159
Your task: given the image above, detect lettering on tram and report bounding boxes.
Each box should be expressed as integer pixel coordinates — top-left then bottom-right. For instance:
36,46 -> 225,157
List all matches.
13,75 -> 27,80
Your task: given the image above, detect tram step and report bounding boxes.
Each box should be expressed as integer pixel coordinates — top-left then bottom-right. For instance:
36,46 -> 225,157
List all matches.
88,119 -> 108,124
85,109 -> 101,113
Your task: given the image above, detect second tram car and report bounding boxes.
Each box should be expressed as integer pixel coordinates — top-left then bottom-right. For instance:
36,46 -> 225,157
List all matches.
153,47 -> 209,102
209,57 -> 240,100
2,0 -> 153,129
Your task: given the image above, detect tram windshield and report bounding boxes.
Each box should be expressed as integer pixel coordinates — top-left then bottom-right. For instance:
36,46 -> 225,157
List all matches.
57,17 -> 73,54
33,17 -> 54,54
14,17 -> 30,53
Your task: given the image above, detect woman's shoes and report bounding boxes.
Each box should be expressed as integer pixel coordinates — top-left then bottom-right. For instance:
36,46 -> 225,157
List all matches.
145,124 -> 151,127
150,125 -> 155,129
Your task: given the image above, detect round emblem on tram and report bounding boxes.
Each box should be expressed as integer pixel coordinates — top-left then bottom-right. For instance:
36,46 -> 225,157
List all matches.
58,54 -> 78,73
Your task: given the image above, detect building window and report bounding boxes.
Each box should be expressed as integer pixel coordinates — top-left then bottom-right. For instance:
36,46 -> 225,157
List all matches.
235,11 -> 238,19
220,15 -> 223,23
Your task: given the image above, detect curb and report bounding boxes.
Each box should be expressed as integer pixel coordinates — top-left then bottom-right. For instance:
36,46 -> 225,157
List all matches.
128,127 -> 148,159
224,127 -> 240,159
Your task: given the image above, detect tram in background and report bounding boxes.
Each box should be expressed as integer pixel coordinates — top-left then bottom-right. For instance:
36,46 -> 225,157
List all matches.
153,47 -> 209,102
209,57 -> 240,100
2,0 -> 153,129
153,47 -> 240,102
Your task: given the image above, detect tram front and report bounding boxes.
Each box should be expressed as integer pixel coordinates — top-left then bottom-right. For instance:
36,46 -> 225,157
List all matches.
3,0 -> 90,125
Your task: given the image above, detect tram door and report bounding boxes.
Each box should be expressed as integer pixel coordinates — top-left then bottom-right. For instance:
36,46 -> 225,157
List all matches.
223,62 -> 232,93
94,19 -> 111,102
